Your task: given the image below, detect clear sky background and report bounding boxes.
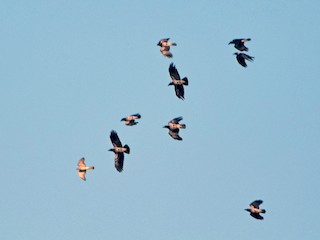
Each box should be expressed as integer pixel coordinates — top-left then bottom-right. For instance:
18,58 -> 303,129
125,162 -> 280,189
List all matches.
1,1 -> 319,239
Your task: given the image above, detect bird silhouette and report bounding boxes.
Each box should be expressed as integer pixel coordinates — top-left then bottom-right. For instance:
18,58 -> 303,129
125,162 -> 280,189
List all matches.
157,38 -> 177,58
229,38 -> 251,51
76,157 -> 94,181
245,200 -> 266,220
109,130 -> 130,172
163,117 -> 186,140
234,52 -> 254,67
121,113 -> 141,126
168,63 -> 188,100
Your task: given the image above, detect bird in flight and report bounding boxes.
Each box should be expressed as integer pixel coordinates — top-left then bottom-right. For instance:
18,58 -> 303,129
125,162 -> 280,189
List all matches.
121,113 -> 141,126
109,130 -> 130,172
229,38 -> 251,51
168,63 -> 188,100
157,38 -> 177,58
76,157 -> 94,181
163,117 -> 186,140
234,53 -> 254,67
245,200 -> 266,220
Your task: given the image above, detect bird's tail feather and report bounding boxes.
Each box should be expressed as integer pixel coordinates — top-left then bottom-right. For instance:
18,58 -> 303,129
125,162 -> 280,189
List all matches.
171,43 -> 177,46
182,77 -> 188,86
180,124 -> 186,129
261,209 -> 266,213
124,145 -> 130,154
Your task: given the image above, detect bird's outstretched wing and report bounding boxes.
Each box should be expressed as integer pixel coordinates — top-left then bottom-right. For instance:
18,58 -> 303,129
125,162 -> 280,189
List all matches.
175,85 -> 184,100
114,152 -> 124,172
250,212 -> 264,220
110,130 -> 123,147
170,117 -> 183,124
251,200 -> 263,208
169,63 -> 181,80
78,171 -> 86,181
236,54 -> 247,67
77,158 -> 86,167
169,128 -> 182,140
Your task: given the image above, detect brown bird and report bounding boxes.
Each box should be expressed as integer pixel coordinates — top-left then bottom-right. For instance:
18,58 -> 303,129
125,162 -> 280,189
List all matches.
234,52 -> 254,67
76,157 -> 94,181
168,63 -> 188,100
163,117 -> 186,140
109,130 -> 130,172
229,38 -> 251,51
245,200 -> 266,220
157,38 -> 177,58
121,113 -> 141,126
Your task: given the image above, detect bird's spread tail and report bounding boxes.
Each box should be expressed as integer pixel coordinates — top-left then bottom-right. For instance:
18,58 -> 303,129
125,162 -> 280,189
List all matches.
179,124 -> 186,129
261,209 -> 266,213
171,43 -> 177,46
124,144 -> 130,154
182,77 -> 188,85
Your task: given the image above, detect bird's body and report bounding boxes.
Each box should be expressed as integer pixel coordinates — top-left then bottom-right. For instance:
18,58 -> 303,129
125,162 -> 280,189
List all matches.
164,117 -> 186,140
109,130 -> 130,172
168,63 -> 188,100
158,38 -> 176,58
245,200 -> 266,220
229,38 -> 251,51
76,157 -> 94,181
121,114 -> 141,126
234,52 -> 254,67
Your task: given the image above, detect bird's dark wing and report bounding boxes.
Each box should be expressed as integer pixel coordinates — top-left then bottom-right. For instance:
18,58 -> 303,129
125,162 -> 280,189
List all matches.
132,113 -> 141,118
110,130 -> 123,147
251,200 -> 263,208
170,117 -> 183,124
169,63 -> 181,80
78,171 -> 86,181
115,152 -> 124,172
235,41 -> 246,51
169,129 -> 182,140
250,212 -> 264,220
236,55 -> 247,67
242,53 -> 254,61
175,85 -> 184,100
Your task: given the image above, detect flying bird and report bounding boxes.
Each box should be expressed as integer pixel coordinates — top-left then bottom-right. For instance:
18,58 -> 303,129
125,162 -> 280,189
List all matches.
234,53 -> 254,67
245,200 -> 266,220
157,38 -> 177,58
229,38 -> 251,51
163,117 -> 186,140
76,157 -> 94,181
168,63 -> 188,100
109,130 -> 130,172
121,113 -> 141,126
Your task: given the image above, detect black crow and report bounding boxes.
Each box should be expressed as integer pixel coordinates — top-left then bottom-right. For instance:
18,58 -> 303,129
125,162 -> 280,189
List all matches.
77,157 -> 94,181
168,63 -> 188,100
121,113 -> 141,126
109,130 -> 130,172
245,200 -> 266,220
234,53 -> 254,67
229,38 -> 251,51
163,117 -> 186,140
157,38 -> 176,58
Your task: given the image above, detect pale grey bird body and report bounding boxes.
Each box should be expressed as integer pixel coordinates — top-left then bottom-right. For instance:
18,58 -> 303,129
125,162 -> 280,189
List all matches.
76,157 -> 94,181
157,38 -> 176,58
229,38 -> 251,51
121,114 -> 141,126
163,117 -> 186,140
245,200 -> 266,220
109,130 -> 130,172
168,63 -> 188,100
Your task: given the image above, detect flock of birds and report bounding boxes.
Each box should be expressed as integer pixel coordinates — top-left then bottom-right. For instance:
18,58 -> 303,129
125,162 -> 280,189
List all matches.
76,37 -> 265,220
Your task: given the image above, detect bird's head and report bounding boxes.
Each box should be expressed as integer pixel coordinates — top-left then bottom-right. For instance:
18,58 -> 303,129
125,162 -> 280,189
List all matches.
157,41 -> 162,46
168,82 -> 174,86
163,126 -> 170,129
233,52 -> 239,55
92,166 -> 95,169
120,118 -> 126,121
108,149 -> 115,153
228,41 -> 234,45
244,208 -> 250,212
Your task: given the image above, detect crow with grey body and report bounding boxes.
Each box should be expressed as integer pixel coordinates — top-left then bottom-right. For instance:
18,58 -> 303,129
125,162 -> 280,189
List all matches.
245,200 -> 266,220
157,38 -> 176,58
229,38 -> 251,51
163,117 -> 186,140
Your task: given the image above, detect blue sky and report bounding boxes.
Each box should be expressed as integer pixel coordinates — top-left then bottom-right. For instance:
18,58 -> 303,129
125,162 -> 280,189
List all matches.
1,1 -> 319,239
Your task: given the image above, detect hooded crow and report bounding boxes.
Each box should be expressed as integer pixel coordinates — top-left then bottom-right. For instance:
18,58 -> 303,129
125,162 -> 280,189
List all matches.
121,113 -> 141,126
234,53 -> 254,67
163,117 -> 186,140
76,157 -> 94,181
157,38 -> 177,58
109,130 -> 130,172
168,63 -> 188,100
245,200 -> 266,220
229,38 -> 251,51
